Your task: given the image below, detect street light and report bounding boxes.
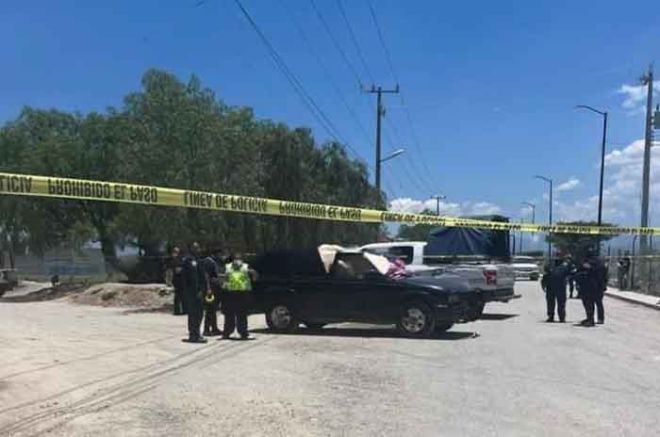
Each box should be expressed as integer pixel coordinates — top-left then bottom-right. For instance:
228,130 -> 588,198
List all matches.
576,105 -> 608,249
430,194 -> 446,216
534,175 -> 553,260
375,148 -> 404,193
379,148 -> 405,164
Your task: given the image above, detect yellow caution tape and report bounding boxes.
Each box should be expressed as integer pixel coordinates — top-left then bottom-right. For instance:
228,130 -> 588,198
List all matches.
1,172 -> 658,236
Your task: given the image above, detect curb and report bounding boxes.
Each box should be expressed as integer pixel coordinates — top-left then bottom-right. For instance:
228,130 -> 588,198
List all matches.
604,291 -> 660,311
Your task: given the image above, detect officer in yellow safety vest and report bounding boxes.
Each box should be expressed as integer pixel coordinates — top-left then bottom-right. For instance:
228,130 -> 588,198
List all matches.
221,253 -> 257,340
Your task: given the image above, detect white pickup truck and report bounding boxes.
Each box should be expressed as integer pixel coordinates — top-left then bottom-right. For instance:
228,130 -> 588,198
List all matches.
360,242 -> 518,314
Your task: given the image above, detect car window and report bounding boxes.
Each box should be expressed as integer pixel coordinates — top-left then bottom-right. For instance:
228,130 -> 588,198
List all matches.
388,247 -> 413,264
331,254 -> 378,279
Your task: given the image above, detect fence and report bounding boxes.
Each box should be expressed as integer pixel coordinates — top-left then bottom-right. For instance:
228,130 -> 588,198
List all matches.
605,255 -> 660,296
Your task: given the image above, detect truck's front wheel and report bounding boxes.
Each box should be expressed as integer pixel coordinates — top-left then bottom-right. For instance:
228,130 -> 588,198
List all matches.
265,303 -> 298,332
397,300 -> 436,338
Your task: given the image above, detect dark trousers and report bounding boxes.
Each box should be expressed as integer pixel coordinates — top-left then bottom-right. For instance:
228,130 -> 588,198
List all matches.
546,288 -> 566,321
581,290 -> 605,323
222,292 -> 249,337
203,302 -> 220,334
173,286 -> 186,315
581,291 -> 595,323
594,291 -> 605,322
186,296 -> 203,339
568,279 -> 576,298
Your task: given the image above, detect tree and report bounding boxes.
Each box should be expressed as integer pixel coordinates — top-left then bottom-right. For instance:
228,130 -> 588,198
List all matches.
0,68 -> 386,275
397,210 -> 437,241
546,221 -> 618,260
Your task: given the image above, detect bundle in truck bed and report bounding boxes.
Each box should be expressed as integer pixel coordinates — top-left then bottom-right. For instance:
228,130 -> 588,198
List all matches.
425,215 -> 511,262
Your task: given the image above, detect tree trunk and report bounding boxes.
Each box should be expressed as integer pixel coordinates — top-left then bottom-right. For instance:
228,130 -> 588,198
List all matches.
98,226 -> 119,275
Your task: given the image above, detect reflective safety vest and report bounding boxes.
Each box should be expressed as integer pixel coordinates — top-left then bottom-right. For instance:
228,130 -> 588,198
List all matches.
225,263 -> 251,292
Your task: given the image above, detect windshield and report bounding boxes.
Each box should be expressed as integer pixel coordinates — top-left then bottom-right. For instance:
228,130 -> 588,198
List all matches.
331,254 -> 380,279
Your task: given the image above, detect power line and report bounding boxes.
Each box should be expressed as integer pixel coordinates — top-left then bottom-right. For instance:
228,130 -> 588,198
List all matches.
382,123 -> 432,194
366,0 -> 398,83
336,0 -> 375,85
309,0 -> 365,88
233,0 -> 364,162
279,0 -> 372,147
277,0 -> 409,203
366,0 -> 436,185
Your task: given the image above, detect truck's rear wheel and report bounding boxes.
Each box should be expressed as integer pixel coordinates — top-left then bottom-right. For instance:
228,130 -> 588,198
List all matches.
397,300 -> 436,338
265,303 -> 298,332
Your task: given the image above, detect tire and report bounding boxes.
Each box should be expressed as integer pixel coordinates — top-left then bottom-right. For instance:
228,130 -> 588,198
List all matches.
396,300 -> 436,338
265,303 -> 298,332
303,322 -> 326,330
435,322 -> 454,333
475,301 -> 485,318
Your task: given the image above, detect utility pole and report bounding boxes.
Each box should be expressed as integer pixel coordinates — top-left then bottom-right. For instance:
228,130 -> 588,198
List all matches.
640,65 -> 654,256
431,195 -> 446,216
519,218 -> 524,254
366,84 -> 399,191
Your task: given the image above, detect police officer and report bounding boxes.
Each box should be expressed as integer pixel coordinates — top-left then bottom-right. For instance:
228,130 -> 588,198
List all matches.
543,257 -> 570,323
165,246 -> 186,315
182,242 -> 207,343
576,247 -> 608,326
222,252 -> 257,340
201,248 -> 222,337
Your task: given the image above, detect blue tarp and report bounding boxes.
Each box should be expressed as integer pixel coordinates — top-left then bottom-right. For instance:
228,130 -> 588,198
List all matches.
425,215 -> 511,259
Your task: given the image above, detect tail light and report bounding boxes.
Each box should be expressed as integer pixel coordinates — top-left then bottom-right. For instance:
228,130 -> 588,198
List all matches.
483,269 -> 497,285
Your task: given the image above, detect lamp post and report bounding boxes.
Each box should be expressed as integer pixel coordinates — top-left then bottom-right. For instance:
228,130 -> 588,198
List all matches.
430,194 -> 446,216
576,104 -> 608,255
534,175 -> 553,260
377,149 -> 404,192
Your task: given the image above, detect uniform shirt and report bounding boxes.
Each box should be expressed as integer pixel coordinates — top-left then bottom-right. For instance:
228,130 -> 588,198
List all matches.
182,256 -> 207,299
166,256 -> 184,289
548,263 -> 570,293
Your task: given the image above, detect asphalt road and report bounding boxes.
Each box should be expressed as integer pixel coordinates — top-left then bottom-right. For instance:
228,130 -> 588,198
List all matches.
1,281 -> 659,437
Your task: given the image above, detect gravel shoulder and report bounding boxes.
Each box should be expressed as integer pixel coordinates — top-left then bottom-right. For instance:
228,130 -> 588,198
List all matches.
1,282 -> 659,437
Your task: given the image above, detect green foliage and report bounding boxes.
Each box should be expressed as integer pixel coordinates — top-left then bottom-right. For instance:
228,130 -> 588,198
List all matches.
0,69 -> 383,267
397,209 -> 437,241
546,221 -> 617,260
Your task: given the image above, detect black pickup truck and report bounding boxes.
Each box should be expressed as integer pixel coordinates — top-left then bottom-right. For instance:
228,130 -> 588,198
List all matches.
250,248 -> 480,338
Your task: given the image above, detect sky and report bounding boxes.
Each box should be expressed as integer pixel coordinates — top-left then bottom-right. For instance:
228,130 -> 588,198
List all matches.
2,0 -> 660,249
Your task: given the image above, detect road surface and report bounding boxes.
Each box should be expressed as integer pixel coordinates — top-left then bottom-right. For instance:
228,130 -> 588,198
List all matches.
1,281 -> 659,436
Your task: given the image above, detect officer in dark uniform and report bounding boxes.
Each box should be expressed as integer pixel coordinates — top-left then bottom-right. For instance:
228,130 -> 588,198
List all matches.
202,249 -> 223,337
575,247 -> 608,326
182,242 -> 207,343
590,250 -> 608,324
543,257 -> 570,323
166,246 -> 186,315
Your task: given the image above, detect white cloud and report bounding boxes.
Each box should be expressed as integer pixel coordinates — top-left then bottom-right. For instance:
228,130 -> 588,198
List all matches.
617,81 -> 660,114
551,138 -> 660,225
389,198 -> 501,217
556,177 -> 580,192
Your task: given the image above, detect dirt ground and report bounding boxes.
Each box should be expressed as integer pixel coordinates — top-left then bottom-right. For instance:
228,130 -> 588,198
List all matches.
1,281 -> 173,311
1,282 -> 660,436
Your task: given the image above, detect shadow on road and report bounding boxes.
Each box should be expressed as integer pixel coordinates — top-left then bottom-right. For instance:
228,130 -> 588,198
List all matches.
250,326 -> 477,341
480,313 -> 519,321
122,305 -> 172,315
